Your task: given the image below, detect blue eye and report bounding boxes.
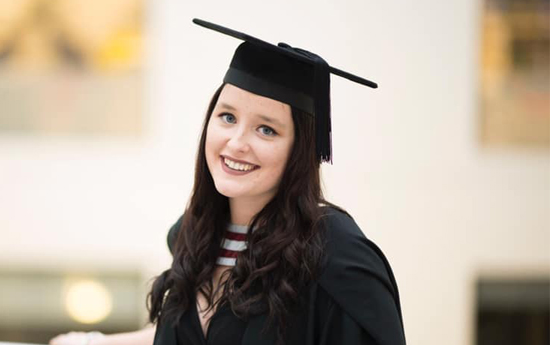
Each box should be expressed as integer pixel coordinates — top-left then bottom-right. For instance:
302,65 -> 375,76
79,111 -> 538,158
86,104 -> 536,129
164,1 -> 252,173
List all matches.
220,113 -> 236,124
259,126 -> 277,136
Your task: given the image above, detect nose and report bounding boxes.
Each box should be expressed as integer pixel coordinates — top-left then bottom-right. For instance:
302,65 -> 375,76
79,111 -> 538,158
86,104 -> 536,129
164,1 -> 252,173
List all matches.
226,128 -> 250,154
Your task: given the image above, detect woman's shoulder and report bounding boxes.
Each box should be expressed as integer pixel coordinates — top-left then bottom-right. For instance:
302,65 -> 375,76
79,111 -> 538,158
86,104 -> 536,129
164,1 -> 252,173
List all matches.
318,205 -> 367,243
167,213 -> 185,255
318,205 -> 390,263
315,205 -> 406,344
317,205 -> 398,291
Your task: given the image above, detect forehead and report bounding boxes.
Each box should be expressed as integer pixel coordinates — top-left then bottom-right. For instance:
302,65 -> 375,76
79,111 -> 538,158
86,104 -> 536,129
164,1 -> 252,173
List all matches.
216,84 -> 292,121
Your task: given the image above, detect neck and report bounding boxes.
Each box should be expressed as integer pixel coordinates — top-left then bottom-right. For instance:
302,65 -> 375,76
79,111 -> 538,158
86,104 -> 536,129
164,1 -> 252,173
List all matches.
229,193 -> 273,226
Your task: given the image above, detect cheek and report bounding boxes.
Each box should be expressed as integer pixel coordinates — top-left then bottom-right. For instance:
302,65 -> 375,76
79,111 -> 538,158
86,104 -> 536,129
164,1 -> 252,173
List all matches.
258,142 -> 293,180
205,125 -> 223,155
205,127 -> 222,171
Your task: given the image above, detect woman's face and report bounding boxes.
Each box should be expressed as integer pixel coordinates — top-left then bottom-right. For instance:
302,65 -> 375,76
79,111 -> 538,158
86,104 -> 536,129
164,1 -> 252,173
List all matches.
205,84 -> 295,203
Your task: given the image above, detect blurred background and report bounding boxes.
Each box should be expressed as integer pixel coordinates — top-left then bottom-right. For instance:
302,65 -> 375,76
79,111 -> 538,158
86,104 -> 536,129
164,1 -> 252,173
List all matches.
0,0 -> 548,344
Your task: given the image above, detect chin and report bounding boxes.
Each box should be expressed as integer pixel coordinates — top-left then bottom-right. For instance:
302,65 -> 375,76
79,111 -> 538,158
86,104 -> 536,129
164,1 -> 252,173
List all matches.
213,180 -> 247,198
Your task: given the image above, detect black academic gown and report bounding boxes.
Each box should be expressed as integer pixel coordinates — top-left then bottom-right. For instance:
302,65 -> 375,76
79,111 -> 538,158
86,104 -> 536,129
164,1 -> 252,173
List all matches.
154,207 -> 406,345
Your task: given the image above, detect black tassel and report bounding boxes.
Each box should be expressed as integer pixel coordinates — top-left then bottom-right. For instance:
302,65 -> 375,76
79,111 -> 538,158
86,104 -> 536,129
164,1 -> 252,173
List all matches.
277,43 -> 333,164
312,55 -> 332,164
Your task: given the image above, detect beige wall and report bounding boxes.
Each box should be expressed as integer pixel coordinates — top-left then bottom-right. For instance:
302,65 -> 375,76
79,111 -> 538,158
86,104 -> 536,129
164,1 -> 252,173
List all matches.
1,0 -> 548,344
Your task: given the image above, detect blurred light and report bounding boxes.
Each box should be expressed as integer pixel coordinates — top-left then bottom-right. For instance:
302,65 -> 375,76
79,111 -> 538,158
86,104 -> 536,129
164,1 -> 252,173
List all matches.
64,279 -> 113,324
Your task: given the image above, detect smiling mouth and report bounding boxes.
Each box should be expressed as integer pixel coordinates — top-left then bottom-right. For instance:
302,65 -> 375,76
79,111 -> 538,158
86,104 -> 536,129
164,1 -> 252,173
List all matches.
221,156 -> 259,172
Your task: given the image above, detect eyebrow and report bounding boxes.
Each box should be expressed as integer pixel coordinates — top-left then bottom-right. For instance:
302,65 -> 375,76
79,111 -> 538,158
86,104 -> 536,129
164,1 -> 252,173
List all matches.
219,102 -> 237,111
218,102 -> 287,129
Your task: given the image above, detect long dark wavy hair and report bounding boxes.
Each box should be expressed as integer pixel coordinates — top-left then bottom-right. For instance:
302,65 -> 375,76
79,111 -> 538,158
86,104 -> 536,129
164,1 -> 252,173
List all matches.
147,83 -> 343,342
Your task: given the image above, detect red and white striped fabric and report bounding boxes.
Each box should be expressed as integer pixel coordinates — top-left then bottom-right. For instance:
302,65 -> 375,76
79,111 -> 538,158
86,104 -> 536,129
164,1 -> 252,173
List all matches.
216,223 -> 249,266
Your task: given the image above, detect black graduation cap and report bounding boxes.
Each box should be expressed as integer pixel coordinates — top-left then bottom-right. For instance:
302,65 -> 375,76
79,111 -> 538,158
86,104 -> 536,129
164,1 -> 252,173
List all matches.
193,18 -> 377,164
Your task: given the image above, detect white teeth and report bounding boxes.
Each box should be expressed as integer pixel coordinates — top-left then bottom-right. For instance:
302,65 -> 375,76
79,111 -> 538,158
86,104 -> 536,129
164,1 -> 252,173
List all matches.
223,157 -> 256,171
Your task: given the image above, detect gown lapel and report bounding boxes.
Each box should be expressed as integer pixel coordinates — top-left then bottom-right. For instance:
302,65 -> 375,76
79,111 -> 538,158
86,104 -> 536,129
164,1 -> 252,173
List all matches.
241,312 -> 277,345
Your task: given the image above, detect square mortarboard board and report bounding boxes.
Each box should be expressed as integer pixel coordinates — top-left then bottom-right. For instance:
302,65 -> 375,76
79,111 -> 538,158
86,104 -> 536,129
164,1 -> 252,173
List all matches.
192,18 -> 377,164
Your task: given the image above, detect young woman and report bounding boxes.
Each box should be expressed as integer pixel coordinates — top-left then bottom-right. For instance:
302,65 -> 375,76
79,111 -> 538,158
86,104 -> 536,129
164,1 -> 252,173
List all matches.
50,19 -> 406,345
